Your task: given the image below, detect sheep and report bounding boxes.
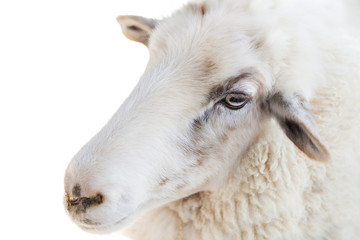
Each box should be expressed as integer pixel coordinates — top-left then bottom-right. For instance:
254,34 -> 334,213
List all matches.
64,0 -> 360,239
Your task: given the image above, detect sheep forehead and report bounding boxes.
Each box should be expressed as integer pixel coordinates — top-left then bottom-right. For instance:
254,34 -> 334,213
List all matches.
151,9 -> 254,61
145,6 -> 268,102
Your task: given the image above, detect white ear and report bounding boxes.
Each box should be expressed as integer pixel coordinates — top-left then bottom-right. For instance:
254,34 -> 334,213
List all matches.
116,15 -> 158,46
268,92 -> 330,161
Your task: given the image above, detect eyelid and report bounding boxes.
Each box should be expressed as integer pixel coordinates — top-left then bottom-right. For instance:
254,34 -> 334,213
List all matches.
223,91 -> 250,98
218,91 -> 251,103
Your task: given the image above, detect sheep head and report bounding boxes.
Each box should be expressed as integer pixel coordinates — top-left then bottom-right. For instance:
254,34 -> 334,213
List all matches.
64,3 -> 329,233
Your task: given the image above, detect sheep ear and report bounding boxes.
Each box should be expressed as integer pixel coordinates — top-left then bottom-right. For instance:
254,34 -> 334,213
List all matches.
116,15 -> 158,46
267,92 -> 330,161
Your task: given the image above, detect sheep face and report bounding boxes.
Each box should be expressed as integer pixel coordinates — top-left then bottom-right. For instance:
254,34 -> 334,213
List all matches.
64,4 -> 328,233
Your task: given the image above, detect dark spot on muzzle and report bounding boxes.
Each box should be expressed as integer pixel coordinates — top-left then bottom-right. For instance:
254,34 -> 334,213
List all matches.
67,193 -> 104,213
72,184 -> 81,197
69,194 -> 103,207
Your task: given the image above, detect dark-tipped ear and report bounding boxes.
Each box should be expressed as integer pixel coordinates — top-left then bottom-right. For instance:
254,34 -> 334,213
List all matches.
116,15 -> 158,46
267,92 -> 330,161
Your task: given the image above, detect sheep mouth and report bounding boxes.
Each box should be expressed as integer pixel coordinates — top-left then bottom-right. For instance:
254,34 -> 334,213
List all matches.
66,194 -> 148,233
78,216 -> 128,232
77,203 -> 146,232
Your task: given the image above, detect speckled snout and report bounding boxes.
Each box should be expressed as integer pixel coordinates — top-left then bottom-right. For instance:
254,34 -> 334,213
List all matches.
68,194 -> 103,207
66,184 -> 104,213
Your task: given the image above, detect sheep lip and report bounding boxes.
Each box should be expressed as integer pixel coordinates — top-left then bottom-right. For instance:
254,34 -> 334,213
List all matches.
71,198 -> 144,232
79,216 -> 128,232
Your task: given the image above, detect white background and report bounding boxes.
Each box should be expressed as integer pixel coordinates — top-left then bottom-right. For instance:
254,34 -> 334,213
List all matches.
0,0 -> 185,239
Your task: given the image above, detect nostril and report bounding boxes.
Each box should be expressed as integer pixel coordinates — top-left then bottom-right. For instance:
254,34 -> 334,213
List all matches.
69,197 -> 86,206
90,193 -> 103,205
68,194 -> 104,208
93,193 -> 103,204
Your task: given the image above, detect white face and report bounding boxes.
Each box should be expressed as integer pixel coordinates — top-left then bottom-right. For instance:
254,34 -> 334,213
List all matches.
64,2 -> 328,233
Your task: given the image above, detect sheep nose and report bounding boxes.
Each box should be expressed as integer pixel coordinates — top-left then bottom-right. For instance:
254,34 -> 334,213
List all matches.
68,194 -> 103,207
66,184 -> 104,211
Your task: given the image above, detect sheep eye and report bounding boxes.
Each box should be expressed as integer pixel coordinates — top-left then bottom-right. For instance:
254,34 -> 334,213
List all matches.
223,93 -> 249,110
